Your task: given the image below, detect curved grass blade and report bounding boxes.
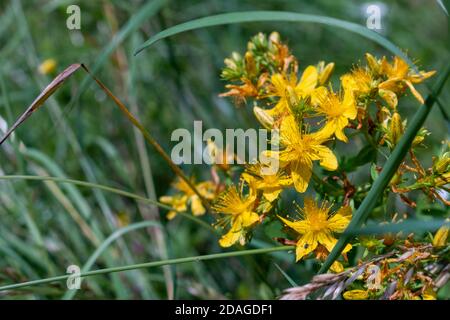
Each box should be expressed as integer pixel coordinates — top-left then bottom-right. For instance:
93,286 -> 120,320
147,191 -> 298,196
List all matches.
134,10 -> 413,66
436,0 -> 449,16
319,63 -> 450,274
0,246 -> 295,292
63,220 -> 161,300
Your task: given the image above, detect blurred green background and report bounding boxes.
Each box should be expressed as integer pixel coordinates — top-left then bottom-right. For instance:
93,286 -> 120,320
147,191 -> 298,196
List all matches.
0,0 -> 448,299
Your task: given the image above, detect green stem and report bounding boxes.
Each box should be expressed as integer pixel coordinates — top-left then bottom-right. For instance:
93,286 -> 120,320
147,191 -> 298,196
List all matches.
0,246 -> 294,292
319,63 -> 450,274
0,175 -> 215,231
0,175 -> 172,211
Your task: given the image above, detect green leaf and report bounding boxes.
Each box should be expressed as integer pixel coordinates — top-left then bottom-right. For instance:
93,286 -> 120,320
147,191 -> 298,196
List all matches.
341,145 -> 377,172
264,220 -> 285,239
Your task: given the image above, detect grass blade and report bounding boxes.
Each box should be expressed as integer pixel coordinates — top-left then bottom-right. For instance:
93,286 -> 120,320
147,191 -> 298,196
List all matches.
134,10 -> 413,67
319,63 -> 450,273
63,221 -> 161,300
344,219 -> 449,236
0,64 -> 81,145
0,246 -> 295,292
0,175 -> 173,211
274,263 -> 298,287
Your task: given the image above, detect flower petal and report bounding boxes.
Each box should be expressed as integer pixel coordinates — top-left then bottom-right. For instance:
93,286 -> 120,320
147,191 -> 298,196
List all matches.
316,145 -> 338,171
241,211 -> 260,228
278,215 -> 309,234
219,217 -> 243,247
404,80 -> 424,104
317,232 -> 339,253
328,207 -> 352,232
263,188 -> 282,202
318,232 -> 352,254
167,211 -> 178,220
295,232 -> 318,261
296,65 -> 318,94
330,261 -> 344,273
190,195 -> 206,216
291,160 -> 312,193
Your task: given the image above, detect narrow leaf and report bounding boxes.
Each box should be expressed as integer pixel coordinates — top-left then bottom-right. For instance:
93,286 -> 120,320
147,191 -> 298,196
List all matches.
0,64 -> 82,145
134,10 -> 414,68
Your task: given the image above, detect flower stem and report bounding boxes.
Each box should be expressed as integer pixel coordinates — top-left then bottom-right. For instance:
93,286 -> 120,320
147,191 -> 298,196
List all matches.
81,64 -> 210,210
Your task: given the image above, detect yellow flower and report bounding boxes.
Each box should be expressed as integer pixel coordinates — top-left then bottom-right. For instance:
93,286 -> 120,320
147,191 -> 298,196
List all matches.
38,59 -> 57,75
315,86 -> 357,142
343,289 -> 369,300
278,197 -> 352,261
213,183 -> 259,247
432,224 -> 449,247
421,289 -> 437,300
265,115 -> 338,192
264,66 -> 325,117
206,139 -> 235,171
241,163 -> 292,202
160,194 -> 188,220
341,67 -> 374,98
160,178 -> 215,220
378,56 -> 436,105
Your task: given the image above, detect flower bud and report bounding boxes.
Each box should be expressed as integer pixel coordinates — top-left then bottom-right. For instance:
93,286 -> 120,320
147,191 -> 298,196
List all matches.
365,53 -> 380,74
389,112 -> 403,146
244,52 -> 256,78
269,31 -> 280,44
432,224 -> 449,247
379,89 -> 398,109
253,106 -> 274,129
318,62 -> 335,85
286,86 -> 299,110
433,152 -> 450,174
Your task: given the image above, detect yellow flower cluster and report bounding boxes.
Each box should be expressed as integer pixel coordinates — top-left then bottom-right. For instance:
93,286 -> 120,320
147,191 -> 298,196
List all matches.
160,32 -> 438,272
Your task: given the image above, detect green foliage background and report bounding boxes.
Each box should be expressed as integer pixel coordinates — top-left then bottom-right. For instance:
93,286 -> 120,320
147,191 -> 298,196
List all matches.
0,0 -> 448,299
